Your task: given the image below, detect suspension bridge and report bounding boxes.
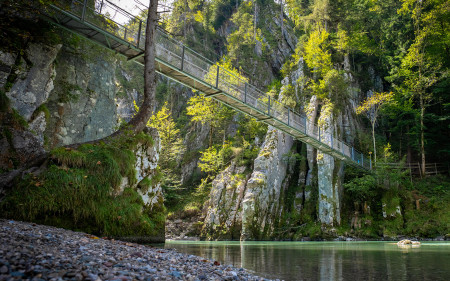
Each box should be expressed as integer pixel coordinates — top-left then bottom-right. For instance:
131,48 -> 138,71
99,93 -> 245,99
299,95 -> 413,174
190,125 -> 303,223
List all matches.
37,0 -> 371,170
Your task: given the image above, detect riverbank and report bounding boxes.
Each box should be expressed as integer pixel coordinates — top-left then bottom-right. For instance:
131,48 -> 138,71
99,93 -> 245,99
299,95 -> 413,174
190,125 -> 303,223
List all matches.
0,220 -> 270,281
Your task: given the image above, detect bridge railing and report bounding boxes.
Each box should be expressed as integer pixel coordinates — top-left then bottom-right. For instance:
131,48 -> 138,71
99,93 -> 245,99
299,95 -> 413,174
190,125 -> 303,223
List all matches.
47,0 -> 371,170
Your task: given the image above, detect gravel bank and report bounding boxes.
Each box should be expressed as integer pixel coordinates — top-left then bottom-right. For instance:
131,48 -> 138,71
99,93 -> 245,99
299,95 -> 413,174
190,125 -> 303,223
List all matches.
0,220 -> 270,281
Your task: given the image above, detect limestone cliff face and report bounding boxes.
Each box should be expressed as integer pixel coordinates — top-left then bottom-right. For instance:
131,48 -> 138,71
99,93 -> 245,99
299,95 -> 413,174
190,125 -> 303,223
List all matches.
201,164 -> 248,240
0,43 -> 60,169
201,127 -> 296,240
46,44 -> 119,146
6,43 -> 61,122
316,102 -> 344,226
0,29 -> 163,237
241,128 -> 294,240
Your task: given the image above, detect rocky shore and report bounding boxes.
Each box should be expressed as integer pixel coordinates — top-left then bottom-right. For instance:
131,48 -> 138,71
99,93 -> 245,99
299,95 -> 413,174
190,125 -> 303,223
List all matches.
0,220 -> 269,281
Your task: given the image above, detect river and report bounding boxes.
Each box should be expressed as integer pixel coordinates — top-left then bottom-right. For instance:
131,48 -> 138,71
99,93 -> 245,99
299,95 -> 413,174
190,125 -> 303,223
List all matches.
165,241 -> 450,280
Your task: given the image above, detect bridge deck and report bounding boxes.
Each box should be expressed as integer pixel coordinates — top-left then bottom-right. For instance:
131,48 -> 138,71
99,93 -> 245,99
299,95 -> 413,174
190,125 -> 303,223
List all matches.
39,0 -> 371,170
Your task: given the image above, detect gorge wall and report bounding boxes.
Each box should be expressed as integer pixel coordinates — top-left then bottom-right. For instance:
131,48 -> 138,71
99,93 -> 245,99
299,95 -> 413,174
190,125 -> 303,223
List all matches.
0,12 -> 165,241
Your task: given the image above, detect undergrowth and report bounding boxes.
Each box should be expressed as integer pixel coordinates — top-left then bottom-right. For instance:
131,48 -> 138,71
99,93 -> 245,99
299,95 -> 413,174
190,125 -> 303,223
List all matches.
0,132 -> 165,238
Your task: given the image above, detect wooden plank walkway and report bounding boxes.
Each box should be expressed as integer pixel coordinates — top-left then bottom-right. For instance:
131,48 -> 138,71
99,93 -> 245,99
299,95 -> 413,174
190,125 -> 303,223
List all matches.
38,0 -> 371,170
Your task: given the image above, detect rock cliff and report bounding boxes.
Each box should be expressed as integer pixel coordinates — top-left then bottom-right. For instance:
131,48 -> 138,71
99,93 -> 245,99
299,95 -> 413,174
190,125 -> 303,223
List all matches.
0,20 -> 164,240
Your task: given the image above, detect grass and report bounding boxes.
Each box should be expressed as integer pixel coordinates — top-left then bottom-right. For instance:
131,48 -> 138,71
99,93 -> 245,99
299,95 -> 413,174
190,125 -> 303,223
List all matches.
0,133 -> 165,238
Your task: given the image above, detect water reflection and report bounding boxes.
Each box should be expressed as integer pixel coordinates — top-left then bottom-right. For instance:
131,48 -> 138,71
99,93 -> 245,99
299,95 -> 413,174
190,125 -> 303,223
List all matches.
165,241 -> 450,281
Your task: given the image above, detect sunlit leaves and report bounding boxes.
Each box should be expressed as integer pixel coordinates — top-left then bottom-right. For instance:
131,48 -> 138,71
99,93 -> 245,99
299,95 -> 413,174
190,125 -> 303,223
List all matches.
356,92 -> 394,116
304,27 -> 332,77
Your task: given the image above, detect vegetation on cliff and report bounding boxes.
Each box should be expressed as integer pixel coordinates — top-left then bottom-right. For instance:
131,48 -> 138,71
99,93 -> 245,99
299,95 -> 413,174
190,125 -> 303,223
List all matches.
0,132 -> 165,238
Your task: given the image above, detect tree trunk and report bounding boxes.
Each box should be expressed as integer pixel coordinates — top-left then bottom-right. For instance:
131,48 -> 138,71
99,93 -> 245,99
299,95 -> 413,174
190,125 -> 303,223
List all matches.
371,120 -> 377,163
420,94 -> 426,176
127,0 -> 158,134
407,124 -> 412,163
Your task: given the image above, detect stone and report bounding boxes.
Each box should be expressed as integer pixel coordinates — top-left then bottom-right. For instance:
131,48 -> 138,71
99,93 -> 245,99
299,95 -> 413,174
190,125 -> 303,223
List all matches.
45,44 -> 118,147
317,101 -> 344,226
241,127 -> 294,240
202,164 -> 247,239
0,51 -> 17,88
0,265 -> 8,274
6,43 -> 61,121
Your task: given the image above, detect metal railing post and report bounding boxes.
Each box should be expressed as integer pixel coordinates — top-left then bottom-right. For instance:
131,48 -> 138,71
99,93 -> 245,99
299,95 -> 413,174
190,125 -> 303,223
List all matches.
136,20 -> 142,48
287,109 -> 290,126
99,0 -> 104,14
216,65 -> 220,88
244,83 -> 247,103
81,0 -> 88,21
180,45 -> 185,71
124,28 -> 127,40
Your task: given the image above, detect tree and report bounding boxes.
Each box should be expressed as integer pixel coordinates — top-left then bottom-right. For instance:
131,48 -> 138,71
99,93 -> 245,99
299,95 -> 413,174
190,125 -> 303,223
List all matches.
149,102 -> 185,170
187,59 -> 242,146
395,0 -> 448,174
303,27 -> 332,78
356,92 -> 394,163
148,102 -> 185,202
186,94 -> 233,146
127,0 -> 159,134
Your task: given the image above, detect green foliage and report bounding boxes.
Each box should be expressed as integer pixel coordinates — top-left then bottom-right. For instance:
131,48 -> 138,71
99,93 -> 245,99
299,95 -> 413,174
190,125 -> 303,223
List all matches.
148,102 -> 185,206
198,142 -> 232,175
304,27 -> 332,77
226,2 -> 265,66
211,0 -> 237,30
149,102 -> 185,170
11,109 -> 28,129
344,174 -> 378,203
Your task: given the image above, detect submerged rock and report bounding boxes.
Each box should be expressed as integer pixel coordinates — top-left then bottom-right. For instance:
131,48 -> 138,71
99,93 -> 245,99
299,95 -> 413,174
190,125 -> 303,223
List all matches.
397,240 -> 421,247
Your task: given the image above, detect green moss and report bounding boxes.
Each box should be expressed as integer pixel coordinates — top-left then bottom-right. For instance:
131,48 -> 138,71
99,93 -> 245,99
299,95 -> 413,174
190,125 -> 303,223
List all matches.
138,177 -> 152,194
0,133 -> 163,238
11,109 -> 28,128
31,104 -> 51,122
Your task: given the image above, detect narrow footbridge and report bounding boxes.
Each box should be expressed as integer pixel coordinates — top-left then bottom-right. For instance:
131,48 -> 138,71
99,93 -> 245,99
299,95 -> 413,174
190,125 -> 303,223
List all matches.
38,0 -> 371,170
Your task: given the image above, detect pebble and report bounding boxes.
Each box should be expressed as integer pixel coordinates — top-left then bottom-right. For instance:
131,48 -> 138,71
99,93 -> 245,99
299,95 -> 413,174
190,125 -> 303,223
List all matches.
0,220 -> 270,280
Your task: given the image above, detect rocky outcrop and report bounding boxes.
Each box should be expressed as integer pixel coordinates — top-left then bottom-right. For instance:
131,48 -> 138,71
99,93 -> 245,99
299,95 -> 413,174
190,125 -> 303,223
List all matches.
241,127 -> 294,240
0,51 -> 17,88
202,164 -> 248,240
135,128 -> 163,209
267,14 -> 297,71
6,43 -> 61,121
0,25 -> 164,239
305,95 -> 319,187
45,44 -> 119,146
317,102 -> 344,226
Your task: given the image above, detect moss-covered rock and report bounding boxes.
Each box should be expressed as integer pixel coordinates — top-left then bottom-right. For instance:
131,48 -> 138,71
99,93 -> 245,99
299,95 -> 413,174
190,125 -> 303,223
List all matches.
0,129 -> 165,242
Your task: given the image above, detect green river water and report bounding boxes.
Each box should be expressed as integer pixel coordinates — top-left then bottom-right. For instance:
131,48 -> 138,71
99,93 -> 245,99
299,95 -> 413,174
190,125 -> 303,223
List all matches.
165,241 -> 450,280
